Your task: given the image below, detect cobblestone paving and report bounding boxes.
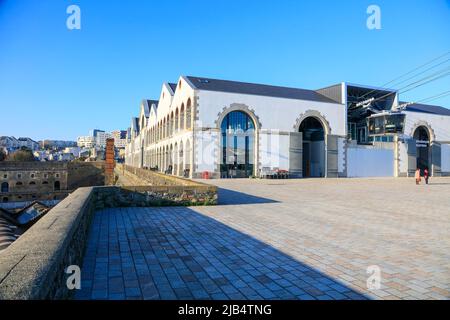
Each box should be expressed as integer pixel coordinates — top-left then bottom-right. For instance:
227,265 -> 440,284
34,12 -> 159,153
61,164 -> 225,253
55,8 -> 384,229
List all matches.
75,177 -> 450,300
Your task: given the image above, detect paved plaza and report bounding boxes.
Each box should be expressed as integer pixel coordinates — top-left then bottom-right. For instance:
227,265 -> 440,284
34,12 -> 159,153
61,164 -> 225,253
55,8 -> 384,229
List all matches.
75,177 -> 450,300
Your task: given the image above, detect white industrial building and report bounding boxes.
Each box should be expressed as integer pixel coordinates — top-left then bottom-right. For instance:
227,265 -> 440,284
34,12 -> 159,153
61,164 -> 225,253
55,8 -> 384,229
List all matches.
125,76 -> 450,179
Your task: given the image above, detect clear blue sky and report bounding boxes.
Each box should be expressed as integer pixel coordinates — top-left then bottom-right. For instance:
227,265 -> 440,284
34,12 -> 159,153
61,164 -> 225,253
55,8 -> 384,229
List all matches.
1,0 -> 449,141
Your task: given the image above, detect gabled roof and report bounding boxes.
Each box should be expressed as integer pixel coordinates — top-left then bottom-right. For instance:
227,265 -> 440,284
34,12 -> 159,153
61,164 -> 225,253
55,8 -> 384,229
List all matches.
168,83 -> 177,93
402,102 -> 450,116
131,117 -> 139,133
147,99 -> 158,109
141,100 -> 150,118
186,76 -> 337,103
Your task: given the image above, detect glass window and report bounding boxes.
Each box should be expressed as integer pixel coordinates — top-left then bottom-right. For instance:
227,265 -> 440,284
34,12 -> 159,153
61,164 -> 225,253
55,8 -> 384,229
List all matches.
221,111 -> 255,178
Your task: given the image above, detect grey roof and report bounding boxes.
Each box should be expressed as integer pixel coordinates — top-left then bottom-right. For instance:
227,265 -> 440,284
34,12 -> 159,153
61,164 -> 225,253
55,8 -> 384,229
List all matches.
186,76 -> 337,103
402,102 -> 450,116
147,99 -> 159,110
131,117 -> 139,133
0,216 -> 16,252
168,83 -> 177,93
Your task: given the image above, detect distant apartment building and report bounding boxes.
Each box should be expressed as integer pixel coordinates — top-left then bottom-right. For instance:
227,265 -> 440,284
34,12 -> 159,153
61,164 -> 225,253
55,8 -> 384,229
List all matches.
78,129 -> 127,150
0,136 -> 19,151
111,130 -> 128,149
17,137 -> 39,151
95,131 -> 112,148
77,136 -> 95,148
40,140 -> 77,149
89,129 -> 105,138
0,136 -> 39,152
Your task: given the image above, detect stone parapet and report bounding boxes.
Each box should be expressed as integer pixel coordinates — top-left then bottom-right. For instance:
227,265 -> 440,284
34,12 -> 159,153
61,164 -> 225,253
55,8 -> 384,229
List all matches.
0,181 -> 217,299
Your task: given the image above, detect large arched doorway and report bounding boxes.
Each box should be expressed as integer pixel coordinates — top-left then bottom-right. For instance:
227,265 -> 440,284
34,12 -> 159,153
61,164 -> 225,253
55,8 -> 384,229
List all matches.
413,126 -> 431,175
140,141 -> 144,168
174,143 -> 178,176
220,111 -> 255,178
178,143 -> 183,176
185,140 -> 191,178
299,117 -> 325,177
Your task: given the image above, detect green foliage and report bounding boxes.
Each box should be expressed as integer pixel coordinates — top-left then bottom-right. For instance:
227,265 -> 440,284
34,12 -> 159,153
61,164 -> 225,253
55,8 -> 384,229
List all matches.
6,148 -> 36,162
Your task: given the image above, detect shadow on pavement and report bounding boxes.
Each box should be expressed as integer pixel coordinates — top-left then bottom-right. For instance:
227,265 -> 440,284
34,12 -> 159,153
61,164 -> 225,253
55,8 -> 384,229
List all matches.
75,206 -> 369,300
217,188 -> 279,205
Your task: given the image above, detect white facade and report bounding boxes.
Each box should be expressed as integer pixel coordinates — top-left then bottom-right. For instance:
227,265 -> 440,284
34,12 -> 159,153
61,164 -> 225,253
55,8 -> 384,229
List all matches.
126,76 -> 347,178
125,75 -> 450,179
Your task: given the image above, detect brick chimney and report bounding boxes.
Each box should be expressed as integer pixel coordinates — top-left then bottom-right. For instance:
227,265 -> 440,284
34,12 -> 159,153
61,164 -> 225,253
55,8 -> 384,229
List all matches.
105,138 -> 115,185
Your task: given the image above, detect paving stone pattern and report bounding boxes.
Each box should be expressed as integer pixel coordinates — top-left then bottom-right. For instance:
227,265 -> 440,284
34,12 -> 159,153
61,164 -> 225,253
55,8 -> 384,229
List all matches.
75,177 -> 450,300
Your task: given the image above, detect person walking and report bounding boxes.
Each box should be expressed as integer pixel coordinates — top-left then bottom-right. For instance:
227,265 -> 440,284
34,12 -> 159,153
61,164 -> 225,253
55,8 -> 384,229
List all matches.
415,168 -> 421,185
424,168 -> 429,185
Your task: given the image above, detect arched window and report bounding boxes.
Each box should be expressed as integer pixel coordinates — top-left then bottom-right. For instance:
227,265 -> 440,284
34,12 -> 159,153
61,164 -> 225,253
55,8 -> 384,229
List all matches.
170,112 -> 174,136
163,119 -> 166,139
1,182 -> 8,193
175,108 -> 179,132
220,111 -> 255,178
166,116 -> 170,138
180,104 -> 185,130
16,182 -> 23,186
186,99 -> 192,129
54,181 -> 60,191
29,181 -> 36,185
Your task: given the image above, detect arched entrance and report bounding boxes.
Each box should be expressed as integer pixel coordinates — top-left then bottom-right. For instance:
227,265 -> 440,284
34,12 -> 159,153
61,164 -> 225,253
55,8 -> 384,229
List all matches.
174,143 -> 179,176
178,143 -> 183,176
54,181 -> 60,191
413,126 -> 431,175
220,110 -> 255,178
185,140 -> 191,178
140,141 -> 144,168
299,117 -> 325,177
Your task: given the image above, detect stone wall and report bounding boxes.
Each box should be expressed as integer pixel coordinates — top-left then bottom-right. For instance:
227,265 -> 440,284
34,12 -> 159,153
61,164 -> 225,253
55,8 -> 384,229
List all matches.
0,161 -> 106,203
0,162 -> 68,203
0,187 -> 95,299
95,185 -> 217,208
120,164 -> 208,187
67,162 -> 105,189
0,182 -> 217,299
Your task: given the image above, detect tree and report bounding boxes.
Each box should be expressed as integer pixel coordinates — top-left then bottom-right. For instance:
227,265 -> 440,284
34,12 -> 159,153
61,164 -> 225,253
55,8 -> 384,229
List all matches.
0,149 -> 6,161
6,148 -> 36,162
